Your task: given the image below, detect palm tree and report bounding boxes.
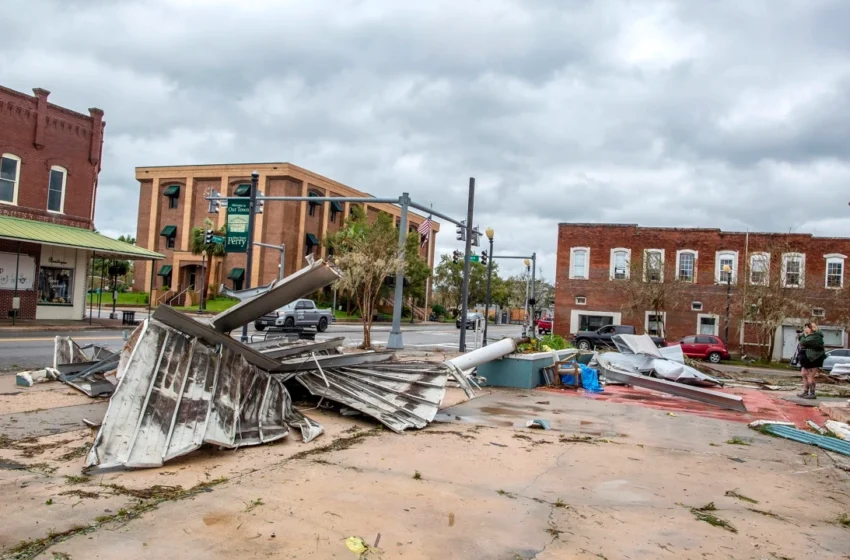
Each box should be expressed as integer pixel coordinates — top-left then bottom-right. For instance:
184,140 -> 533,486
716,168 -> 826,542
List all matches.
190,218 -> 226,309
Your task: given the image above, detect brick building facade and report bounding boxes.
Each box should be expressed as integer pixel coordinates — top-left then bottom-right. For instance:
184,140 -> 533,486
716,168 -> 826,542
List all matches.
134,163 -> 439,309
554,224 -> 850,360
0,86 -> 104,320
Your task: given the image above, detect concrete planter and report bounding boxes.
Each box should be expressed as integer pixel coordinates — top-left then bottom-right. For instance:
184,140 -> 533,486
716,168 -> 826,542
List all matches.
476,349 -> 571,389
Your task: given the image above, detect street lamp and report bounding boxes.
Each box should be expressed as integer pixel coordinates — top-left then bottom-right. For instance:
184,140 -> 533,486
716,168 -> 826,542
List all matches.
483,227 -> 495,346
523,258 -> 531,337
723,264 -> 732,346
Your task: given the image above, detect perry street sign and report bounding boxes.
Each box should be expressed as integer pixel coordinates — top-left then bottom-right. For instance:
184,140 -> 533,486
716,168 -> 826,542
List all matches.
470,255 -> 480,263
210,235 -> 225,244
225,199 -> 250,253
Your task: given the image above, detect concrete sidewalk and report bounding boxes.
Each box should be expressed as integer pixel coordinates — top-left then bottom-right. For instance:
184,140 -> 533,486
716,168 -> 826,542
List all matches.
0,317 -> 129,332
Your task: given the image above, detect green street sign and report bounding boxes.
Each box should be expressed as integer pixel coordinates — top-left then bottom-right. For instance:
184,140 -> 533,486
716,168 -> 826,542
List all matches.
225,199 -> 250,253
470,255 -> 480,263
210,235 -> 225,244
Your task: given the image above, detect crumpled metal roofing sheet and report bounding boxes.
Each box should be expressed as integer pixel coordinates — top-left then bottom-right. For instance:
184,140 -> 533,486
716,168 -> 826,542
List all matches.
294,360 -> 475,433
86,319 -> 322,470
760,424 -> 850,457
211,259 -> 341,333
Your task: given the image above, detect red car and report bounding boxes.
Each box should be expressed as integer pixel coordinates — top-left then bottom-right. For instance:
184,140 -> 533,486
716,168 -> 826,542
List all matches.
535,317 -> 553,335
677,335 -> 730,364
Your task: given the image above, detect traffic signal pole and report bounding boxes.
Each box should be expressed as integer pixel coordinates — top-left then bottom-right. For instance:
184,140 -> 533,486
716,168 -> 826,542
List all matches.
240,171 -> 259,344
458,178 -> 475,353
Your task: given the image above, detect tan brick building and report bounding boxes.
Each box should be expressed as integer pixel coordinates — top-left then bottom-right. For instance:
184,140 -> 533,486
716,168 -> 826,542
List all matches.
134,163 -> 439,306
555,223 -> 850,360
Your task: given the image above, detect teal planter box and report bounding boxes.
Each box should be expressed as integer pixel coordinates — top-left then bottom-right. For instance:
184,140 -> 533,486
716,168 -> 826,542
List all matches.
476,350 -> 571,389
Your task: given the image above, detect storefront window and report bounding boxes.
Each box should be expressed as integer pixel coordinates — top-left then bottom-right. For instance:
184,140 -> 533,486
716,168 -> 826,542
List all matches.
38,267 -> 74,305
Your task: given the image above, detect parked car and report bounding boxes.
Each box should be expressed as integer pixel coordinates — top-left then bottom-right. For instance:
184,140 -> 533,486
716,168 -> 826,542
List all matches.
254,299 -> 333,332
676,335 -> 730,364
822,348 -> 850,372
572,325 -> 665,350
535,317 -> 553,335
456,312 -> 484,329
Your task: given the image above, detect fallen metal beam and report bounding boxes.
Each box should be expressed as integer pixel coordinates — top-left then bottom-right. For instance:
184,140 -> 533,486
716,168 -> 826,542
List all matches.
272,351 -> 394,375
253,337 -> 344,360
758,424 -> 850,456
600,365 -> 746,412
211,259 -> 341,333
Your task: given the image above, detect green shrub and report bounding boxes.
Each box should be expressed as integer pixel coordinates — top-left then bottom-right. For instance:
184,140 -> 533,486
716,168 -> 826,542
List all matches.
540,334 -> 569,350
431,304 -> 447,317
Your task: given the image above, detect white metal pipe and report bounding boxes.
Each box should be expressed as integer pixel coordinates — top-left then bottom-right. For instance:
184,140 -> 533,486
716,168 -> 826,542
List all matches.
446,337 -> 518,371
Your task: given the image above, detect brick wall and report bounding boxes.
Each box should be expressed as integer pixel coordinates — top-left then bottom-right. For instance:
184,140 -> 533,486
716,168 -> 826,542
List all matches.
0,85 -> 103,228
554,223 -> 850,353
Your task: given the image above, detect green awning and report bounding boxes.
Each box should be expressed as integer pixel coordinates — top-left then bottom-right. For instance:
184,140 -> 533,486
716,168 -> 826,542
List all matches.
163,185 -> 180,197
0,215 -> 163,260
157,265 -> 173,276
227,268 -> 245,281
160,225 -> 177,237
308,192 -> 320,206
234,184 -> 251,196
331,200 -> 344,213
305,233 -> 320,246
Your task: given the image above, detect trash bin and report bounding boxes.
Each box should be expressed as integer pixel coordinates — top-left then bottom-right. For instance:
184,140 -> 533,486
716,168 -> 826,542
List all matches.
122,310 -> 136,325
501,312 -> 508,324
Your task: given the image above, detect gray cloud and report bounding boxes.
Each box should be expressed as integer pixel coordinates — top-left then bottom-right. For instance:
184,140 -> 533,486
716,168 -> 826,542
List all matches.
2,0 -> 849,279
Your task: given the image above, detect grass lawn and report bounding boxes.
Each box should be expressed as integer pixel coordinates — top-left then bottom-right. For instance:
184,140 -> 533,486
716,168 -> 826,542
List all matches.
173,297 -> 239,313
333,310 -> 361,320
86,292 -> 149,305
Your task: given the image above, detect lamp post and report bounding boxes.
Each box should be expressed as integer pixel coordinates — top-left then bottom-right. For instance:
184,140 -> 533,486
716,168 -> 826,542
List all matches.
723,264 -> 732,346
483,227 -> 495,346
523,258 -> 531,337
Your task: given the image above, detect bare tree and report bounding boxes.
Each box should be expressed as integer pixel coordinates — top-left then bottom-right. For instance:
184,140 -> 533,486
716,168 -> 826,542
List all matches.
740,241 -> 811,361
610,252 -> 689,338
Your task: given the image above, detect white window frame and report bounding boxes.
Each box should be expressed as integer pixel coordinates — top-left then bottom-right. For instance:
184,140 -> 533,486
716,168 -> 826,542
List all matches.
812,307 -> 825,318
575,296 -> 587,306
696,313 -> 720,336
644,310 -> 667,337
715,250 -> 738,284
569,247 -> 590,280
676,249 -> 698,283
47,165 -> 67,214
781,252 -> 805,288
825,253 -> 846,289
609,248 -> 631,280
691,301 -> 703,311
569,309 -> 621,334
749,252 -> 770,286
643,249 -> 665,283
0,153 -> 22,206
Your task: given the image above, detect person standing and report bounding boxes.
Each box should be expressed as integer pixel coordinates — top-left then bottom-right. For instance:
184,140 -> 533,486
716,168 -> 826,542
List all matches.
797,323 -> 825,399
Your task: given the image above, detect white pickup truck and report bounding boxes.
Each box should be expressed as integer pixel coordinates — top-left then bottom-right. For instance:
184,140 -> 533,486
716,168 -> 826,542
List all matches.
253,299 -> 334,332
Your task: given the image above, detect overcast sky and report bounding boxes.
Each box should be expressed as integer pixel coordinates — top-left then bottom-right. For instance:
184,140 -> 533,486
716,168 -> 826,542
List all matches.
3,0 -> 849,278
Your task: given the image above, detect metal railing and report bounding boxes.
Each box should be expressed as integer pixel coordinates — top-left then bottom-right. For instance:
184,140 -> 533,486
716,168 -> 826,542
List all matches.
168,284 -> 193,306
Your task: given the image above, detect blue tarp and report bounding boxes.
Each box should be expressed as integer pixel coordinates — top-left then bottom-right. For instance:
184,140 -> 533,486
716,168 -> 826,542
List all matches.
561,363 -> 604,393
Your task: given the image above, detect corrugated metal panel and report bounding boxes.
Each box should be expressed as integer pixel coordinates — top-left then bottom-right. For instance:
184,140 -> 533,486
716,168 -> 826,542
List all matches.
762,424 -> 850,456
86,319 -> 321,470
0,215 -> 163,259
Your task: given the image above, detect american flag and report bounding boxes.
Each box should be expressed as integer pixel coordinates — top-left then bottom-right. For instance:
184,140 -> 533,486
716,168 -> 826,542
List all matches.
417,217 -> 432,248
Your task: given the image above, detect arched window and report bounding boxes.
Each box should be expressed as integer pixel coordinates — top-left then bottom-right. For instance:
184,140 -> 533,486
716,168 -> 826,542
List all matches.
47,165 -> 67,213
0,153 -> 21,205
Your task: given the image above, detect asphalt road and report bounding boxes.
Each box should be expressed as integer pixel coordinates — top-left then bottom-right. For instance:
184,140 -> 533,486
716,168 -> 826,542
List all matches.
0,322 -> 523,372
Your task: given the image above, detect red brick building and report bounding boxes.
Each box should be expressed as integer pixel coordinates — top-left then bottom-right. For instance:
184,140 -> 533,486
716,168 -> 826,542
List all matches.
554,223 -> 850,360
0,85 -> 160,320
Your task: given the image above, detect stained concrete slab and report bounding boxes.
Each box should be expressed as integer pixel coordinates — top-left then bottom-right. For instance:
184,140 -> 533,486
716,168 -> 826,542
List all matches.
0,402 -> 107,440
0,388 -> 847,559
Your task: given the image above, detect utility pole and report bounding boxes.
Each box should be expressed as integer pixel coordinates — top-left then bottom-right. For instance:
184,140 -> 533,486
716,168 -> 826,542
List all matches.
459,178 -> 475,352
240,171 -> 259,343
483,228 -> 494,346
387,193 -> 410,349
254,242 -> 286,282
530,252 -> 537,339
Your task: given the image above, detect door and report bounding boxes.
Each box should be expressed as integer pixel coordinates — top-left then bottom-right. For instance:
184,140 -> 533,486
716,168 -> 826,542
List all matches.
295,301 -> 314,325
694,336 -> 715,358
304,302 -> 320,325
781,326 -> 799,360
680,336 -> 697,357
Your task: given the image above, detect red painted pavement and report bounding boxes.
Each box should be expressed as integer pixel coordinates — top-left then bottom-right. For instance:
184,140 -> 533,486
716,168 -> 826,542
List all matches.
540,385 -> 827,428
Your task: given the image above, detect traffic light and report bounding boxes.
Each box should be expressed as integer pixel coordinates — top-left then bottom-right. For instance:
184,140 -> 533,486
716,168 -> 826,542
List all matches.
471,226 -> 480,247
456,220 -> 466,241
481,250 -> 488,266
255,190 -> 264,214
204,229 -> 213,244
452,250 -> 461,264
208,190 -> 225,213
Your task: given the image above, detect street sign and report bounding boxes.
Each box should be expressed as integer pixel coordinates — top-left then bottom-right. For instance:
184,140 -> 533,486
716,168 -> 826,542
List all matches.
470,255 -> 480,263
211,235 -> 225,244
225,199 -> 250,253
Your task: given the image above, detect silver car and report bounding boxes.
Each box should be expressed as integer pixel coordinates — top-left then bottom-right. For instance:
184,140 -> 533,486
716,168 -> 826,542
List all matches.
822,348 -> 850,372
